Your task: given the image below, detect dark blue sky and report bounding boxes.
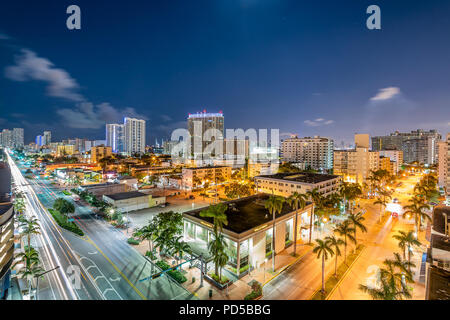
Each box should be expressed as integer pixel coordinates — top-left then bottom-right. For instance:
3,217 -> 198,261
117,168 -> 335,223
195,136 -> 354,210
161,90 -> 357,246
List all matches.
1,0 -> 449,145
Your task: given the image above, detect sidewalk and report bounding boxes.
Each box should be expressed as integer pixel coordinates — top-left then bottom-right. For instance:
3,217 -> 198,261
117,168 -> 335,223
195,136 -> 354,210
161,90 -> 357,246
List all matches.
127,231 -> 313,300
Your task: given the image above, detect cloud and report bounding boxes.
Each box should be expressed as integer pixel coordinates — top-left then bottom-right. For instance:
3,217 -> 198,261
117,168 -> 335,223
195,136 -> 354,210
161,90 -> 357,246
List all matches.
56,102 -> 147,129
160,114 -> 172,122
5,49 -> 84,101
370,87 -> 400,101
0,33 -> 10,40
304,118 -> 334,127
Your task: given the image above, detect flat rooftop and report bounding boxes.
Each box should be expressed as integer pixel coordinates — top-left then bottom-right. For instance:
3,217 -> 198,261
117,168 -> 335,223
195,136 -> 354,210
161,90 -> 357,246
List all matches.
104,191 -> 148,201
431,234 -> 450,252
81,182 -> 121,188
184,194 -> 311,234
256,172 -> 340,184
432,206 -> 450,235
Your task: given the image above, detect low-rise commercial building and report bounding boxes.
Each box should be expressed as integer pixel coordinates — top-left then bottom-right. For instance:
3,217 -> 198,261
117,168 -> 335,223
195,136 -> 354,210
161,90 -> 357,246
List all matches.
103,191 -> 166,212
183,194 -> 314,278
79,182 -> 129,196
91,145 -> 112,164
254,172 -> 341,198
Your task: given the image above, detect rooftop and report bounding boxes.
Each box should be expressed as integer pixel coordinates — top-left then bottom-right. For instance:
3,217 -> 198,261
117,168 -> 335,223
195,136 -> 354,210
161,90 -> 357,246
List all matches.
183,194 -> 311,234
256,172 -> 340,184
183,166 -> 230,170
431,234 -> 450,252
104,191 -> 148,201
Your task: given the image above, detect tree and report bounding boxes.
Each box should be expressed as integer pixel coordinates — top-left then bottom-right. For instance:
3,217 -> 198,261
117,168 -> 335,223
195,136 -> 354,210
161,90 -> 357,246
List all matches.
133,219 -> 158,254
170,235 -> 192,268
153,211 -> 183,256
200,203 -> 228,234
306,188 -> 322,244
53,198 -> 75,215
348,212 -> 367,250
265,196 -> 285,271
359,256 -> 413,300
403,196 -> 431,235
333,220 -> 355,263
325,235 -> 344,277
313,238 -> 334,294
287,192 -> 307,256
208,233 -> 229,282
13,246 -> 44,298
374,189 -> 392,223
18,215 -> 41,248
392,230 -> 421,271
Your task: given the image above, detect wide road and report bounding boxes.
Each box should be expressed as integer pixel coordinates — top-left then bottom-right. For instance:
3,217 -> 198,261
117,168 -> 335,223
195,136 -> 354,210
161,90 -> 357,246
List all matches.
328,174 -> 427,300
11,153 -> 195,300
263,174 -> 425,300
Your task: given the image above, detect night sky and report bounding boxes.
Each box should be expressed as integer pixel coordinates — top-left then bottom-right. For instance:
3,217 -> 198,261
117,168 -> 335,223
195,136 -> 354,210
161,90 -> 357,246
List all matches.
0,0 -> 449,146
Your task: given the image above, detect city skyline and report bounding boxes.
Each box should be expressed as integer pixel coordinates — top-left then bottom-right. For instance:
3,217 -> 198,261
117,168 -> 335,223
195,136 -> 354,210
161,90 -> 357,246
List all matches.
1,1 -> 449,144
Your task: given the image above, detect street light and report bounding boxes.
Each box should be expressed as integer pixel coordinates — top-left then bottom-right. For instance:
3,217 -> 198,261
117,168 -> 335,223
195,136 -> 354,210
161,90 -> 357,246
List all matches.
263,258 -> 268,285
35,265 -> 60,300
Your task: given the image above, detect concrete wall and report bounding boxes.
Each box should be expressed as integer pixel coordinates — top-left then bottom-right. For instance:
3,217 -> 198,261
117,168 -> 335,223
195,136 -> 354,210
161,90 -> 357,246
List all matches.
274,222 -> 286,254
250,231 -> 266,268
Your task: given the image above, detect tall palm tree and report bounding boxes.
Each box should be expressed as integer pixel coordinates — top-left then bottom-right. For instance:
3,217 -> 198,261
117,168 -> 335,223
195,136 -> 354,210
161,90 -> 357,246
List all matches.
306,188 -> 321,244
286,192 -> 307,256
208,233 -> 229,281
403,197 -> 431,235
325,235 -> 344,277
392,230 -> 421,271
348,212 -> 367,250
374,189 -> 392,223
200,203 -> 228,234
333,220 -> 355,263
18,215 -> 41,248
13,246 -> 43,297
265,195 -> 285,271
313,239 -> 334,294
133,219 -> 158,253
171,236 -> 192,268
14,196 -> 26,215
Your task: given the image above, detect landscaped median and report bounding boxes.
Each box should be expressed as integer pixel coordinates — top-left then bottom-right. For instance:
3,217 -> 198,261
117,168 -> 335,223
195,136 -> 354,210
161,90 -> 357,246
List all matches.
48,208 -> 84,236
311,244 -> 365,300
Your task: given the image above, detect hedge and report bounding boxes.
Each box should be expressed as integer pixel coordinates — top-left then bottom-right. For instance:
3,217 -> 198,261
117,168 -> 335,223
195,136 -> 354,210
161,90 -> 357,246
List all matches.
48,208 -> 84,236
156,260 -> 187,284
127,238 -> 140,245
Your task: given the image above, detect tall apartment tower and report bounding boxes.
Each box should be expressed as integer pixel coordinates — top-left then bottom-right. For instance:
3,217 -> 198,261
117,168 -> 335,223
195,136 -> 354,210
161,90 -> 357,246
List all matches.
187,111 -> 224,159
12,128 -> 24,148
437,140 -> 447,190
281,136 -> 334,171
43,131 -> 51,146
334,134 -> 379,184
372,129 -> 441,165
124,117 -> 146,155
106,124 -> 125,153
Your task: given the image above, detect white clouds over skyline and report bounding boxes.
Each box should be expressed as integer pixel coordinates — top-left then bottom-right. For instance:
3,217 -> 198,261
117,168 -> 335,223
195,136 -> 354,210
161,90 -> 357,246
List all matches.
370,87 -> 401,101
5,49 -> 84,101
304,118 -> 334,127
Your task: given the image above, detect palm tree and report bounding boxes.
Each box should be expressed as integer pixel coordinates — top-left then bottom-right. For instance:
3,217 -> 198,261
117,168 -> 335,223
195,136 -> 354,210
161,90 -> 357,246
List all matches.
306,188 -> 321,244
392,230 -> 421,271
403,197 -> 431,235
374,189 -> 392,223
286,192 -> 307,256
133,219 -> 158,253
13,246 -> 43,297
325,235 -> 344,276
18,215 -> 41,248
313,239 -> 334,294
208,233 -> 229,281
265,195 -> 285,271
348,212 -> 367,250
171,236 -> 192,269
333,220 -> 355,263
200,203 -> 228,234
359,256 -> 413,300
14,196 -> 26,215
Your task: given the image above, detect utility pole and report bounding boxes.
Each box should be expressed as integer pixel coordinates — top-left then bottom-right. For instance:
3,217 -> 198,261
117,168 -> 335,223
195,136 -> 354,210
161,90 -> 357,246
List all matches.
35,266 -> 60,300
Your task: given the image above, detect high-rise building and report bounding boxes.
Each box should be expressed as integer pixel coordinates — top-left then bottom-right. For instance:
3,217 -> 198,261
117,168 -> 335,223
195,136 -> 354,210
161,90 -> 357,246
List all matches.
35,135 -> 43,147
281,136 -> 334,171
437,140 -> 447,190
187,111 -> 224,159
379,150 -> 403,173
334,134 -> 380,184
106,123 -> 125,153
0,130 -> 12,148
124,117 -> 146,155
372,129 -> 441,165
12,128 -> 24,148
43,131 -> 51,146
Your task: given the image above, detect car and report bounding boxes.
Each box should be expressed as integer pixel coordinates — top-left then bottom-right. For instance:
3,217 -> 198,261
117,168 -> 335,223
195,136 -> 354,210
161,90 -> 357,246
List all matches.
393,198 -> 399,203
392,212 -> 399,218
